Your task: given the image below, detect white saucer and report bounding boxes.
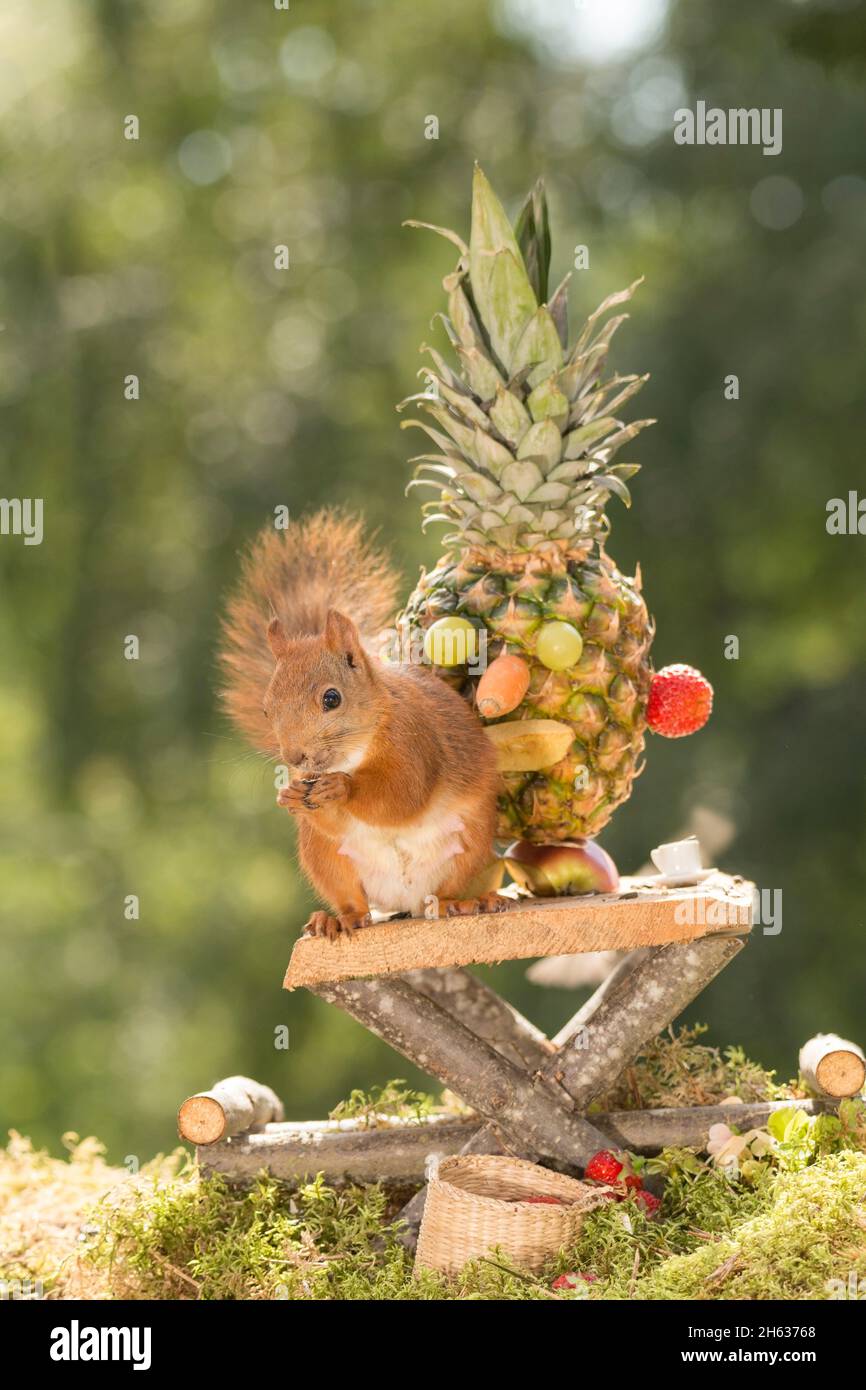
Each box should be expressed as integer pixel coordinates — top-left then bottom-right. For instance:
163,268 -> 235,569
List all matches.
642,867 -> 718,889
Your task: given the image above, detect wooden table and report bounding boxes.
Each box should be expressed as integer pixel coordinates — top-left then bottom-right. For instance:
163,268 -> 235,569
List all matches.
280,872 -> 753,1240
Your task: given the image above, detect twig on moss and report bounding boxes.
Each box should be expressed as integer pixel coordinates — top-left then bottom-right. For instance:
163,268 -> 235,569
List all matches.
149,1249 -> 202,1293
628,1247 -> 641,1298
704,1252 -> 741,1286
477,1256 -> 559,1299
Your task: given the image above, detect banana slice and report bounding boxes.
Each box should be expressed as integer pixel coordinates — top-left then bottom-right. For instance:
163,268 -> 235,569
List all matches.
485,718 -> 574,772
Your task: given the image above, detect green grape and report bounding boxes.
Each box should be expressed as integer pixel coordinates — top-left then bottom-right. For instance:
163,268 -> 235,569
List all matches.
535,620 -> 583,671
423,615 -> 479,668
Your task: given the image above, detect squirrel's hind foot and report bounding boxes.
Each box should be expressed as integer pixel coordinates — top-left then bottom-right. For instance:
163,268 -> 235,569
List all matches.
441,893 -> 509,918
303,909 -> 371,941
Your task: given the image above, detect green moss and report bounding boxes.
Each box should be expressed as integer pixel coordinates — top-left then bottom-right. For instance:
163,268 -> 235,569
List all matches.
592,1024 -> 790,1112
90,1165 -> 550,1300
632,1151 -> 866,1300
0,1132 -> 181,1299
84,1143 -> 865,1301
5,1039 -> 865,1301
327,1080 -> 439,1127
568,1155 -> 770,1295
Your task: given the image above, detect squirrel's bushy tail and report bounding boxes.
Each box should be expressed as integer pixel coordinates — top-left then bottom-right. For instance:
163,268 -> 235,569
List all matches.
219,509 -> 400,753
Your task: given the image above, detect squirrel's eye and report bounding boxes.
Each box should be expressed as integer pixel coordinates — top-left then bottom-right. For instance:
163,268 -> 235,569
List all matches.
322,688 -> 342,711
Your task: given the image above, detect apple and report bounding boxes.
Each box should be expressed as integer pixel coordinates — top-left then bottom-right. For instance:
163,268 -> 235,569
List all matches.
504,838 -> 619,897
461,856 -> 507,898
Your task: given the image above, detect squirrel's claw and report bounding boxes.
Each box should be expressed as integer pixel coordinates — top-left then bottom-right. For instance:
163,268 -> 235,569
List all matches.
303,911 -> 340,939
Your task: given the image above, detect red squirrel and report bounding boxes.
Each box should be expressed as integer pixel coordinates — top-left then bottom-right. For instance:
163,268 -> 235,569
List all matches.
220,510 -> 504,939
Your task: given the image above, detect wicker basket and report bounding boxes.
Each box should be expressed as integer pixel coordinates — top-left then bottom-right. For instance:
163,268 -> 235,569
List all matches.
414,1154 -> 605,1277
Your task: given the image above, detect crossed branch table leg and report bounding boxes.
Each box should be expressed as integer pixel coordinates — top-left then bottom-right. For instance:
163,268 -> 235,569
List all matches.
372,934 -> 745,1239
401,967 -> 554,1070
548,935 -> 745,1108
312,974 -> 612,1169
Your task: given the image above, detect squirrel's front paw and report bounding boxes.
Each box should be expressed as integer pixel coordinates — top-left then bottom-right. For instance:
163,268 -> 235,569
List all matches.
277,772 -> 350,813
277,781 -> 311,813
311,772 -> 351,805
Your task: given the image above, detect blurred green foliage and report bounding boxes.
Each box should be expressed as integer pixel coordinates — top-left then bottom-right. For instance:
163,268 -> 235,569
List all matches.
1,0 -> 865,1162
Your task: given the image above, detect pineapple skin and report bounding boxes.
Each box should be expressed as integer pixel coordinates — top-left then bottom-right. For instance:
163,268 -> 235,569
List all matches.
401,539 -> 654,843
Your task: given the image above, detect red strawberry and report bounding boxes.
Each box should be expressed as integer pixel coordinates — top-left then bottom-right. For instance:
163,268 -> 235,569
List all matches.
623,1174 -> 643,1191
552,1272 -> 598,1290
584,1150 -> 624,1184
646,664 -> 713,738
634,1189 -> 662,1217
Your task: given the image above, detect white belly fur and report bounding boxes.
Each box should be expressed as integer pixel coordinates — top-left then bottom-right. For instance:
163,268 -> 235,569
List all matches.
338,799 -> 465,915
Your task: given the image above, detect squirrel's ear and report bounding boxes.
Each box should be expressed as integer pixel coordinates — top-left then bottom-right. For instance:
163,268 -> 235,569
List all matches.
323,609 -> 365,669
267,617 -> 290,659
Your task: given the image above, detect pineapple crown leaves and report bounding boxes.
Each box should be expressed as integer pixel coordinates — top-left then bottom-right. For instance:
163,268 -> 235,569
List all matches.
400,165 -> 655,551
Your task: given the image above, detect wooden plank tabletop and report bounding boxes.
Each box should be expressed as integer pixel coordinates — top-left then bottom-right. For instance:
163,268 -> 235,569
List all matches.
284,871 -> 754,989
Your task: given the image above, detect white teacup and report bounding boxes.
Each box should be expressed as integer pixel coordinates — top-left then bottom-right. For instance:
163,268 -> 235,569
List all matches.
650,836 -> 703,880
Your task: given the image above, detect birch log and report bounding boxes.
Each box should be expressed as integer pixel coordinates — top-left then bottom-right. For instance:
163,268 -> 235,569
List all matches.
196,1098 -> 836,1184
553,936 -> 745,1108
401,967 -> 553,1070
552,949 -> 650,1046
599,1098 -> 836,1152
311,975 -> 610,1170
178,1076 -> 284,1145
799,1034 -> 866,1098
199,1114 -> 477,1184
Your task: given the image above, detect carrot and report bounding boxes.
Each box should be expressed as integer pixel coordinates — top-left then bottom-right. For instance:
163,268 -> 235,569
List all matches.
476,651 -> 531,718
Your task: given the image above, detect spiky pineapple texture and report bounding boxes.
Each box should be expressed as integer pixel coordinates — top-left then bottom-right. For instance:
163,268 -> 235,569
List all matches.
398,167 -> 656,842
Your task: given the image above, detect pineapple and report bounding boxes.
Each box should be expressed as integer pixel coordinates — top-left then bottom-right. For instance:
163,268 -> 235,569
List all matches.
397,167 -> 656,844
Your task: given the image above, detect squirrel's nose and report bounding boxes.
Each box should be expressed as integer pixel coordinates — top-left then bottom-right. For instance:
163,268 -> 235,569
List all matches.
286,748 -> 306,768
